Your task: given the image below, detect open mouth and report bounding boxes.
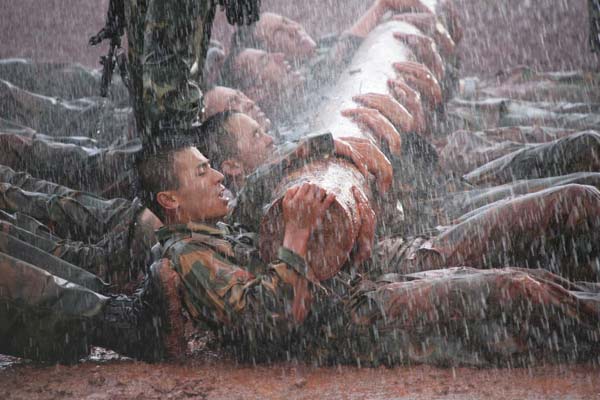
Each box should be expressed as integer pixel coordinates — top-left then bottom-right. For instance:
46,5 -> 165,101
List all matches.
219,187 -> 232,203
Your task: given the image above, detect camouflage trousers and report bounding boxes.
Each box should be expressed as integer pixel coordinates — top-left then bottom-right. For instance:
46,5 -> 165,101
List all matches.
374,183 -> 600,281
0,251 -> 109,362
0,131 -> 140,198
0,165 -> 148,289
464,131 -> 600,186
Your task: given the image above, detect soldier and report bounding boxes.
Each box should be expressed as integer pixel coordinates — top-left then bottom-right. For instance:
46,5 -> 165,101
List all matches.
2,137 -> 600,366
93,0 -> 261,142
135,142 -> 600,365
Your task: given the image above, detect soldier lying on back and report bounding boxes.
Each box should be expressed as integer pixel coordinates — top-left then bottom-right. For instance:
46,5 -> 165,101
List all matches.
3,135 -> 599,366
0,111 -> 391,291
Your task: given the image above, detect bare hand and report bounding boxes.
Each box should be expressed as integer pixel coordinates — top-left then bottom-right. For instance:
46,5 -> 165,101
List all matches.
393,61 -> 443,107
388,78 -> 427,133
341,107 -> 402,155
352,186 -> 376,264
392,13 -> 456,57
335,137 -> 393,193
282,183 -> 336,257
393,32 -> 445,81
353,93 -> 414,132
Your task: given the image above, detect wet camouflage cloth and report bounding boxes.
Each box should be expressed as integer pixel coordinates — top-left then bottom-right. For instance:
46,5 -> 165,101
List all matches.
464,131 -> 600,186
591,0 -> 600,52
125,0 -> 260,142
0,251 -> 109,362
124,0 -> 216,140
156,221 -> 600,366
0,249 -> 177,363
0,164 -> 149,288
156,222 -> 325,359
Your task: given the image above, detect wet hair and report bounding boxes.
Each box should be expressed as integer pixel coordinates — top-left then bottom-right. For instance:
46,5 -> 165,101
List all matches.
195,111 -> 240,171
136,148 -> 181,221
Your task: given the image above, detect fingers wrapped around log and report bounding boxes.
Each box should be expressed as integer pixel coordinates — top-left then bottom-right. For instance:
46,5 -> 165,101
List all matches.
392,13 -> 456,58
393,61 -> 443,107
387,78 -> 427,134
393,32 -> 445,81
341,107 -> 402,155
352,92 -> 414,133
260,159 -> 371,281
336,136 -> 394,193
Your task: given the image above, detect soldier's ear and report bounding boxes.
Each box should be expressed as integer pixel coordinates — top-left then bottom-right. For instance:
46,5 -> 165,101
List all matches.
221,159 -> 244,178
156,191 -> 179,211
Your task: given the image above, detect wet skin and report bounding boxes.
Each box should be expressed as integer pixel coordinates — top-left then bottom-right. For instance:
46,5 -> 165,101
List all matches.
254,12 -> 318,62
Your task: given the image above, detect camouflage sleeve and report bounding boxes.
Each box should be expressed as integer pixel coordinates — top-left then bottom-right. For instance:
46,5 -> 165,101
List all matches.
169,240 -> 313,349
229,132 -> 335,231
142,0 -> 215,135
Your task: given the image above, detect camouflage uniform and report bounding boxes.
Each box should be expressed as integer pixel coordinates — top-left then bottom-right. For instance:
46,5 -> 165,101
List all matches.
156,221 -> 600,366
0,249 -> 177,363
0,164 -> 150,289
124,0 -> 260,143
464,131 -> 600,186
124,0 -> 216,140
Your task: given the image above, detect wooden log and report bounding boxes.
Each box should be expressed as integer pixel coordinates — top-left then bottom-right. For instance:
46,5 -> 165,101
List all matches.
260,4 -> 447,280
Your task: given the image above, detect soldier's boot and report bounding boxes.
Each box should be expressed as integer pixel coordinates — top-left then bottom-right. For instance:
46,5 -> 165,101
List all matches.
90,259 -> 188,362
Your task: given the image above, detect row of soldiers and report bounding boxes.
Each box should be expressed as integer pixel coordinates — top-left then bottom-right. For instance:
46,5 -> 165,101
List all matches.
1,0 -> 600,367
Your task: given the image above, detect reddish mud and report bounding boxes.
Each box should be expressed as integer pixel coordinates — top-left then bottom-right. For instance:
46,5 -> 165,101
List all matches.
1,353 -> 599,400
1,1 -> 600,399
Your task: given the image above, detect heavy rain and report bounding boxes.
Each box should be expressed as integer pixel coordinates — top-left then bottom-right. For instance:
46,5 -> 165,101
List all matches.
1,0 -> 599,399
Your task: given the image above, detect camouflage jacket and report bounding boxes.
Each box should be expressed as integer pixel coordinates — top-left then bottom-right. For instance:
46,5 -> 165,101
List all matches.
156,222 -> 339,359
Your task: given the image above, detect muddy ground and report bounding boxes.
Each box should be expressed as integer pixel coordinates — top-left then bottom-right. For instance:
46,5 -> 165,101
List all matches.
1,0 -> 600,399
1,353 -> 599,400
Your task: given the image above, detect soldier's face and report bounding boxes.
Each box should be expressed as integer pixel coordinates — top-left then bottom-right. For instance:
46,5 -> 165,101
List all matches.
255,13 -> 317,61
170,147 -> 230,222
224,113 -> 274,172
233,49 -> 304,107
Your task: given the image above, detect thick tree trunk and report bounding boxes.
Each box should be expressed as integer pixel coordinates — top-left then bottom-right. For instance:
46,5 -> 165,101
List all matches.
260,3 -> 446,280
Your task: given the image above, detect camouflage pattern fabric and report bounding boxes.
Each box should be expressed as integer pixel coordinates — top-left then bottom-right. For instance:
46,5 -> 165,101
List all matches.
590,0 -> 600,52
346,267 -> 600,367
431,184 -> 600,281
464,131 -> 600,186
0,251 -> 108,362
157,222 -> 600,366
0,165 -> 148,287
156,222 -> 323,359
123,0 -> 217,141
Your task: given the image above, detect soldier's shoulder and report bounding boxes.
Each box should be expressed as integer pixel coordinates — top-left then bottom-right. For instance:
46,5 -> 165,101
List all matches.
158,223 -> 234,260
